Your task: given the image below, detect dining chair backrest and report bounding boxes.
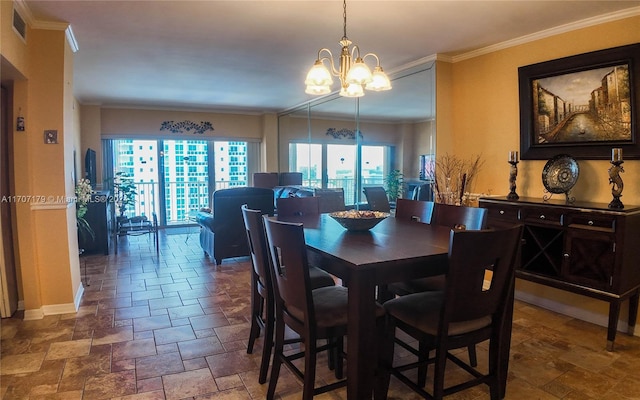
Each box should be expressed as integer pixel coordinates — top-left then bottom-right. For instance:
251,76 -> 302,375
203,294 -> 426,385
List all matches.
431,203 -> 487,231
314,188 -> 346,213
253,172 -> 279,189
363,186 -> 391,212
276,196 -> 320,217
263,217 -> 314,329
278,172 -> 303,186
443,224 -> 523,326
241,205 -> 272,295
395,198 -> 434,224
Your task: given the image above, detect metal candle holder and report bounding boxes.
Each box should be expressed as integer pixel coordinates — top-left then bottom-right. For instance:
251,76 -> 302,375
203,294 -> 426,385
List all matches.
507,160 -> 519,200
608,160 -> 624,209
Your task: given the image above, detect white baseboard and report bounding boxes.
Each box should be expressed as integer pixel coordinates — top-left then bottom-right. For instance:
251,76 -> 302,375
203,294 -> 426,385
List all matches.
22,284 -> 84,320
23,308 -> 44,320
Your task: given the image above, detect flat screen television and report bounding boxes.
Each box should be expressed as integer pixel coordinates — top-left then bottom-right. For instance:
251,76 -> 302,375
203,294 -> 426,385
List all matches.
85,148 -> 97,188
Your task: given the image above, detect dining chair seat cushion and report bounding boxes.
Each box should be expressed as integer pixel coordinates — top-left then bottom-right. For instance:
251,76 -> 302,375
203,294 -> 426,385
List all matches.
384,291 -> 492,336
388,275 -> 446,296
287,286 -> 385,328
309,266 -> 336,289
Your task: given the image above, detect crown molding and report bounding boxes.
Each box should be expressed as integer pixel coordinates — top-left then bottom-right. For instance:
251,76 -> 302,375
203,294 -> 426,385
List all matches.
16,0 -> 78,52
15,0 -> 67,30
65,26 -> 79,53
452,6 -> 640,63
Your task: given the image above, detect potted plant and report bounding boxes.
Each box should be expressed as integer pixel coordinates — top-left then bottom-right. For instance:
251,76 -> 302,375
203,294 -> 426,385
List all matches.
75,178 -> 95,244
384,169 -> 404,204
111,172 -> 137,218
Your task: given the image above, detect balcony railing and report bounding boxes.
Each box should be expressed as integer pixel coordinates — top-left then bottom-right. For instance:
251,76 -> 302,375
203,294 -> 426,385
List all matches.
125,180 -> 244,225
305,178 -> 384,205
125,178 -> 383,225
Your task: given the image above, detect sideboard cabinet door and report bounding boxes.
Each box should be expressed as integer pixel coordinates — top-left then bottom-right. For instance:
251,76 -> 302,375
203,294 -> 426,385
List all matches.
562,227 -> 616,291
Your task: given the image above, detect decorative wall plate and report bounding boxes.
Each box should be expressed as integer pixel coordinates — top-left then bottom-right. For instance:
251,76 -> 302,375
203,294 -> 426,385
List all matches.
542,154 -> 579,199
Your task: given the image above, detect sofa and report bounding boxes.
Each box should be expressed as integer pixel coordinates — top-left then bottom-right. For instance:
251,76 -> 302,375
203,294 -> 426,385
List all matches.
196,187 -> 274,265
196,185 -> 346,264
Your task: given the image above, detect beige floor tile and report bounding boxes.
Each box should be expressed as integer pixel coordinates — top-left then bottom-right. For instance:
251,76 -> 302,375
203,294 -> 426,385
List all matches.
0,352 -> 46,374
92,325 -> 134,345
45,338 -> 92,360
162,368 -> 218,399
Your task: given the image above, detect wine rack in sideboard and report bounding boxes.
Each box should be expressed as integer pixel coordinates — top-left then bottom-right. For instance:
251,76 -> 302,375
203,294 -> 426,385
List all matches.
479,196 -> 640,351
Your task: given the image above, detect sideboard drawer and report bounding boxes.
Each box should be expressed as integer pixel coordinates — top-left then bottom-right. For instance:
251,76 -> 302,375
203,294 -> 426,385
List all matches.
566,213 -> 616,232
486,204 -> 520,222
521,207 -> 564,227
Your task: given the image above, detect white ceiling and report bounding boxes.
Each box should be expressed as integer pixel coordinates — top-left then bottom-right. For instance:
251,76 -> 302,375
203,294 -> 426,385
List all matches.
22,1 -> 640,117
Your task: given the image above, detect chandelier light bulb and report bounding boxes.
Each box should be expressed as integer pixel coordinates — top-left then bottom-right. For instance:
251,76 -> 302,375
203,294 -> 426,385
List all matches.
365,66 -> 392,91
305,84 -> 332,95
305,61 -> 334,87
339,83 -> 365,98
346,58 -> 373,85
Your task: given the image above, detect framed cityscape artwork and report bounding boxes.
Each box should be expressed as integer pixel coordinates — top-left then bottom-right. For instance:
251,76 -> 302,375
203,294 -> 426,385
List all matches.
518,43 -> 640,159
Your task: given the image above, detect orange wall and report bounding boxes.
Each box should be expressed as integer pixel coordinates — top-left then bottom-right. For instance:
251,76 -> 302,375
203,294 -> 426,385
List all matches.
1,5 -> 80,317
438,15 -> 640,329
441,15 -> 640,204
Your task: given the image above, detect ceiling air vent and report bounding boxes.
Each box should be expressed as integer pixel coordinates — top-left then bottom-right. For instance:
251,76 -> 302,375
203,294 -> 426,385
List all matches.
13,8 -> 26,42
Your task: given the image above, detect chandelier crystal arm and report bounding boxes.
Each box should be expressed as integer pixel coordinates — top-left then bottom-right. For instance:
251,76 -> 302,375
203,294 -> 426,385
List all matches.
316,48 -> 341,77
361,52 -> 381,66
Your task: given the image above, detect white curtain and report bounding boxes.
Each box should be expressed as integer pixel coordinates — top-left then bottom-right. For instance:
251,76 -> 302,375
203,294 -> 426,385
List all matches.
246,141 -> 261,186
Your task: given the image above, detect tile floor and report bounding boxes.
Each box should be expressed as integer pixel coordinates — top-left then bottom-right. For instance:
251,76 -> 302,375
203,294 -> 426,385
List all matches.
2,229 -> 640,399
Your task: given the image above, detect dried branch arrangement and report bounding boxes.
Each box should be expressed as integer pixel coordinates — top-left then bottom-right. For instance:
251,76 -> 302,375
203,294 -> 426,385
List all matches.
428,153 -> 484,205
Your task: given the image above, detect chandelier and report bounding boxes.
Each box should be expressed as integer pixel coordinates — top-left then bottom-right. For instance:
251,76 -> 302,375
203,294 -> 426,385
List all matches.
304,0 -> 392,98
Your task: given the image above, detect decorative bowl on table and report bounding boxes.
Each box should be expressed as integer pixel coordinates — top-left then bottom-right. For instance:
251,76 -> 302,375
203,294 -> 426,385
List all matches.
329,210 -> 389,231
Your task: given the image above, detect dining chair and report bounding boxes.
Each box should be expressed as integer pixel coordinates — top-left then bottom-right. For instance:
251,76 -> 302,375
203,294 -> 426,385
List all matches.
278,171 -> 303,186
375,224 -> 524,400
363,186 -> 391,212
314,188 -> 346,213
432,202 -> 488,231
386,203 -> 489,379
241,205 -> 336,384
253,172 -> 279,189
263,216 -> 385,399
394,198 -> 434,224
276,196 -> 320,217
390,204 -> 488,295
375,198 -> 435,304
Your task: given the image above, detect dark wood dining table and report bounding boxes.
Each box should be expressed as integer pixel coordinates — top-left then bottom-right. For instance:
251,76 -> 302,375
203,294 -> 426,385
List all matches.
276,213 -> 515,399
276,213 -> 452,398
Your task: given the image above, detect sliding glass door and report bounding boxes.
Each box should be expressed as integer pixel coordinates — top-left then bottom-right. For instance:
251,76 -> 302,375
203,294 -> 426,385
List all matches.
109,139 -> 249,225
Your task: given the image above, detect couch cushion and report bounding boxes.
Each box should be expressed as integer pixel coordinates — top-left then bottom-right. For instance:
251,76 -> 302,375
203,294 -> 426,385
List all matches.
274,186 -> 315,198
196,211 -> 215,231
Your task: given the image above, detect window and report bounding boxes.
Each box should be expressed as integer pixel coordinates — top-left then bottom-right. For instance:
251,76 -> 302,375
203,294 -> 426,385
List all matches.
289,143 -> 388,205
111,139 -> 248,224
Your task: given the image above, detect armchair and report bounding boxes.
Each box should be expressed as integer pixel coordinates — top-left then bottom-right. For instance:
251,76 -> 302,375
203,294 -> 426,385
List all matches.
196,187 -> 274,265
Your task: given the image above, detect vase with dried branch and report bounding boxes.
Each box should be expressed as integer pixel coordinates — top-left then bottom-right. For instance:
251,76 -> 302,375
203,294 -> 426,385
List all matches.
427,153 -> 484,205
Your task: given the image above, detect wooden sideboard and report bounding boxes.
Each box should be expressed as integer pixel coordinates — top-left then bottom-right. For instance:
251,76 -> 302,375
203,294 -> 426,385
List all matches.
479,196 -> 640,351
